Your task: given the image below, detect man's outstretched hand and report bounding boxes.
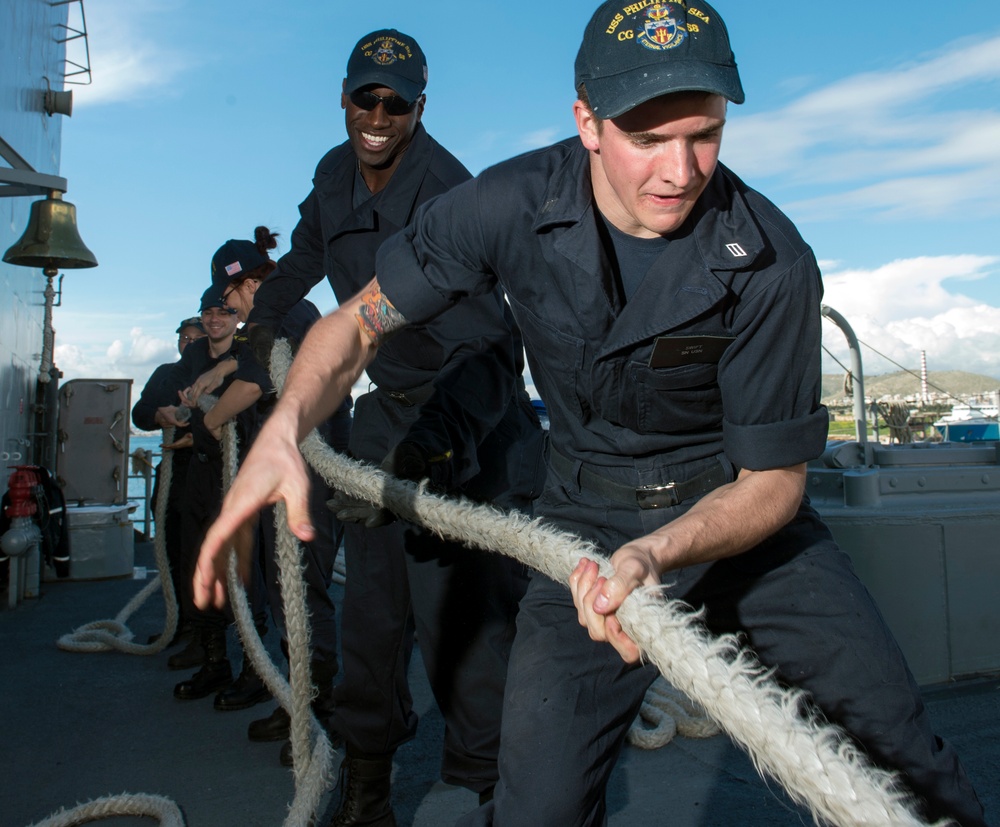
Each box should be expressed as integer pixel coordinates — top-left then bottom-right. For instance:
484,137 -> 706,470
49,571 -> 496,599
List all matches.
194,410 -> 315,610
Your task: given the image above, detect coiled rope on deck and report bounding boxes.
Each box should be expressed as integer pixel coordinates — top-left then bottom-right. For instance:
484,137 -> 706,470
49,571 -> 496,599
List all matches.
629,675 -> 720,748
25,794 -> 184,827
38,399 -> 332,827
270,341 -> 941,827
55,427 -> 180,655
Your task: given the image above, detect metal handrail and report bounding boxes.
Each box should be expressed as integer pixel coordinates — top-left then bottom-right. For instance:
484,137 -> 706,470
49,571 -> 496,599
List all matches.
127,447 -> 158,540
821,304 -> 874,466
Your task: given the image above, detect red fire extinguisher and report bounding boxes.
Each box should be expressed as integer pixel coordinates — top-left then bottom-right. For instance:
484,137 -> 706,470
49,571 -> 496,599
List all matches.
1,465 -> 69,577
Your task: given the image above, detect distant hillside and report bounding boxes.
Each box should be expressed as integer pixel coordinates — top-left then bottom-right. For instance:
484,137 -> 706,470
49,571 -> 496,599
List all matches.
822,370 -> 999,404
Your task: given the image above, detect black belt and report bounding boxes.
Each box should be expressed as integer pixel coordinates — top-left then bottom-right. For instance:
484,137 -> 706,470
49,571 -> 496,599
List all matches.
376,383 -> 435,407
549,449 -> 728,510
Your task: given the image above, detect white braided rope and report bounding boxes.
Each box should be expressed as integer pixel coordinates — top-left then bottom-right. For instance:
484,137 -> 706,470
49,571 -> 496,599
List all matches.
36,428 -> 191,827
25,793 -> 184,827
270,343 -> 940,827
216,399 -> 336,826
628,676 -> 721,749
55,427 -> 181,655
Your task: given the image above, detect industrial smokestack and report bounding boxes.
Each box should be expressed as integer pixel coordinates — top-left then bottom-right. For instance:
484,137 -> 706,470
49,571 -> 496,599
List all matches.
920,351 -> 929,405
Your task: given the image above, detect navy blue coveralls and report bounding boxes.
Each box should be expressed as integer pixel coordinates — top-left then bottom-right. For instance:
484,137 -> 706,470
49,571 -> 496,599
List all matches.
161,336 -> 268,637
236,298 -> 351,679
249,124 -> 546,792
377,138 -> 987,826
132,362 -> 193,627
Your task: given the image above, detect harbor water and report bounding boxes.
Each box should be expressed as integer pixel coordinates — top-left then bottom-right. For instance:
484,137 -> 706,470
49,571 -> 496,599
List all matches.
127,433 -> 165,536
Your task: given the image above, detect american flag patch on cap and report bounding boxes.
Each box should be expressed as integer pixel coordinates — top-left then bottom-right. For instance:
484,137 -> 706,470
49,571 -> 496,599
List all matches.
225,262 -> 242,276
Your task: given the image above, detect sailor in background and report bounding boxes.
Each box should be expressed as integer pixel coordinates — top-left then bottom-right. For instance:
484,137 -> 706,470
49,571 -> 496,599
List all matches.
158,286 -> 269,704
236,29 -> 544,826
204,226 -> 350,767
131,316 -> 205,651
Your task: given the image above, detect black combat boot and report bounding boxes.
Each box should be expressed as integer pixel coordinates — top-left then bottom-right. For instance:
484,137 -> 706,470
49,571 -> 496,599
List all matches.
214,657 -> 271,710
328,750 -> 396,827
173,628 -> 232,700
248,705 -> 290,742
148,620 -> 192,647
249,638 -> 295,744
166,624 -> 205,670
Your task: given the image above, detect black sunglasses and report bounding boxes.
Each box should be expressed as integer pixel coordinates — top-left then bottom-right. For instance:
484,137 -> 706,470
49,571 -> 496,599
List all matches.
349,89 -> 416,117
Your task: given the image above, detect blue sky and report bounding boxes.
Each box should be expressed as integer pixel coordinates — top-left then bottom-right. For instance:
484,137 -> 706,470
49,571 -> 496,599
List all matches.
52,0 -> 1000,400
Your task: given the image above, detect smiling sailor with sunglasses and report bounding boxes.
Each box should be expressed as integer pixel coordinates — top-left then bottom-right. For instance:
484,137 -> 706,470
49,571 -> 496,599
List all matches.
235,28 -> 545,827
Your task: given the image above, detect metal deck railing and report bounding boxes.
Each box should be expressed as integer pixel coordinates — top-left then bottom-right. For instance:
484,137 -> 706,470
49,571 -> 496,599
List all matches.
128,447 -> 158,541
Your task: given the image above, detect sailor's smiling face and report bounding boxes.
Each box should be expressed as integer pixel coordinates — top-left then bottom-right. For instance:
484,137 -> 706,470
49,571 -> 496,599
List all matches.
200,306 -> 238,342
342,82 -> 424,180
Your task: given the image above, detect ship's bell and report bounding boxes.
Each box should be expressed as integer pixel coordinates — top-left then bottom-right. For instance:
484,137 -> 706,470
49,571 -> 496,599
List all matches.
2,191 -> 98,271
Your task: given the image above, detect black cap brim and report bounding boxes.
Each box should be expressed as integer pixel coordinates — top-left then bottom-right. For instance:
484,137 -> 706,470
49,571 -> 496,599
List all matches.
587,61 -> 745,119
345,72 -> 423,104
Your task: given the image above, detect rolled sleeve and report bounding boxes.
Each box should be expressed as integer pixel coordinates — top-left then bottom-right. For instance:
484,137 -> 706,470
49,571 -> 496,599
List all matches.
719,250 -> 829,470
376,180 -> 520,488
232,344 -> 273,395
724,408 -> 829,470
377,180 -> 497,325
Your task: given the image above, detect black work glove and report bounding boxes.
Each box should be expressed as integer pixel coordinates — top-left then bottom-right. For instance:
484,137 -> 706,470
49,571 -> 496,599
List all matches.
326,489 -> 396,528
248,324 -> 275,371
326,442 -> 453,527
388,440 -> 453,490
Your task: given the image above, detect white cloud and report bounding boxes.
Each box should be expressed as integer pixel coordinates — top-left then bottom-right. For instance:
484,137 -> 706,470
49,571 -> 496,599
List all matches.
115,327 -> 175,366
823,255 -> 995,320
55,326 -> 176,411
67,0 -> 195,107
820,255 -> 1000,379
53,343 -> 94,377
790,37 -> 1000,118
102,329 -> 175,389
722,33 -> 1000,221
519,128 -> 561,152
106,339 -> 124,362
785,166 -> 1000,221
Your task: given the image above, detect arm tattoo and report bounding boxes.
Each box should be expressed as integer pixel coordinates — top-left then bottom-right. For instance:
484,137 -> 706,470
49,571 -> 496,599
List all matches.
356,281 -> 408,345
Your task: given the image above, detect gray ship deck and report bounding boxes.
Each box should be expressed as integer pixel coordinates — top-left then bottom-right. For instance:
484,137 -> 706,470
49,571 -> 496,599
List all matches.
3,541 -> 998,827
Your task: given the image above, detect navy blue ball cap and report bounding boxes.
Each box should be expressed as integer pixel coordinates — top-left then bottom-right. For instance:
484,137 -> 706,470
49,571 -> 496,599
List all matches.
199,284 -> 236,314
575,1 -> 744,119
176,316 -> 204,334
345,29 -> 428,104
211,239 -> 267,291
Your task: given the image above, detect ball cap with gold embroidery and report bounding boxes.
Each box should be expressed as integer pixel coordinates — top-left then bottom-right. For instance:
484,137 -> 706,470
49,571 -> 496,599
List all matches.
575,1 -> 744,119
345,29 -> 428,104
